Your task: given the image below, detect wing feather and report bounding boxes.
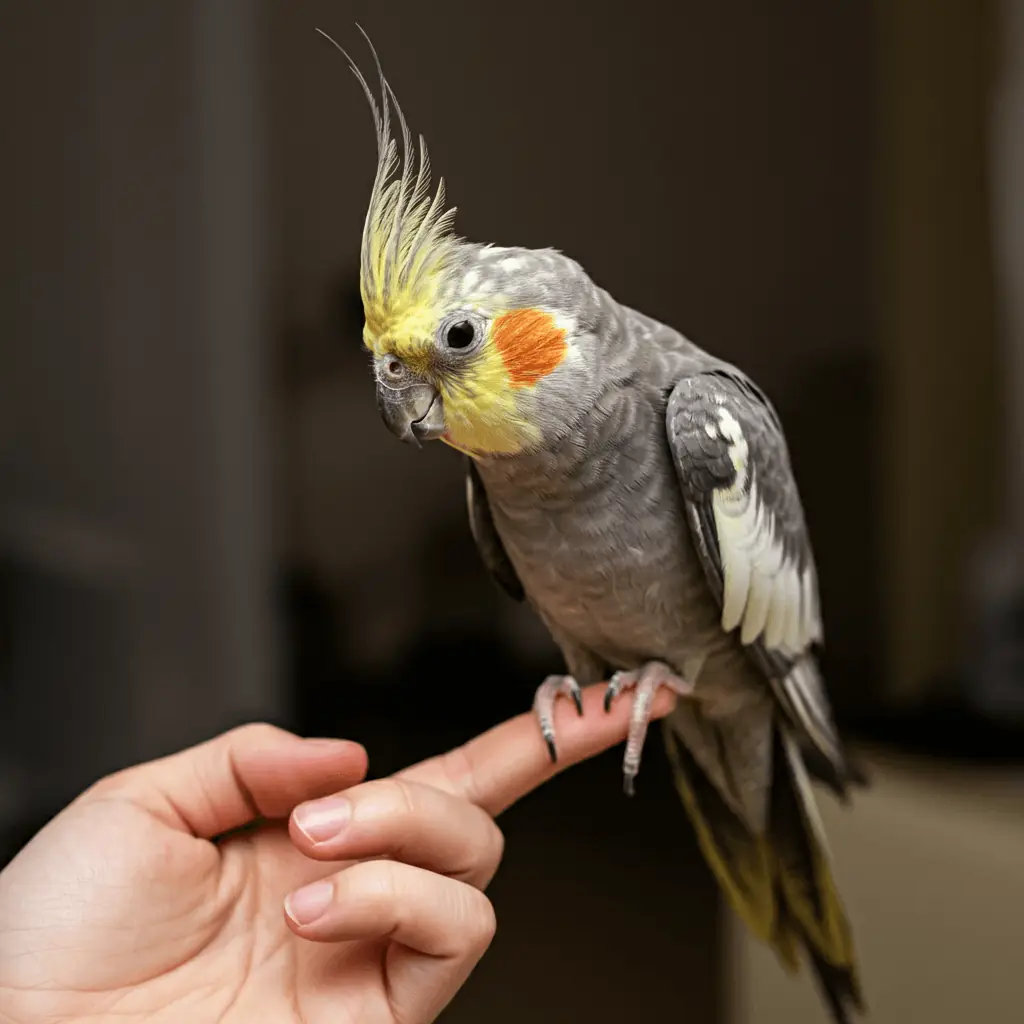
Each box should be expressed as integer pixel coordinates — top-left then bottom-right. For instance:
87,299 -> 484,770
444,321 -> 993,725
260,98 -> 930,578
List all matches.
666,369 -> 847,787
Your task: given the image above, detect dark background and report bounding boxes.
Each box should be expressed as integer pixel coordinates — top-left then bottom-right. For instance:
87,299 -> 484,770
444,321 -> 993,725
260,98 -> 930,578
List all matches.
2,2 -> 1022,1022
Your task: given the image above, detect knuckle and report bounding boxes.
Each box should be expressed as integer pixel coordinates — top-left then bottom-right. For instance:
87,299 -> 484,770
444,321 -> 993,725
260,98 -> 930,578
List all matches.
381,777 -> 420,819
486,823 -> 506,871
464,890 -> 497,950
461,807 -> 504,887
439,744 -> 482,808
337,857 -> 400,909
353,777 -> 422,823
231,721 -> 290,745
364,857 -> 402,899
468,816 -> 505,884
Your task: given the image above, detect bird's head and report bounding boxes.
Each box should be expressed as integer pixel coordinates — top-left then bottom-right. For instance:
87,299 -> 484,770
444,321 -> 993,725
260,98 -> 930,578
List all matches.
328,29 -> 607,457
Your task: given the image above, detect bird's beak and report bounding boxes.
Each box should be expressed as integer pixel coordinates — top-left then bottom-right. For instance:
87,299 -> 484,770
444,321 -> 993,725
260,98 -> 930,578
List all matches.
375,379 -> 446,447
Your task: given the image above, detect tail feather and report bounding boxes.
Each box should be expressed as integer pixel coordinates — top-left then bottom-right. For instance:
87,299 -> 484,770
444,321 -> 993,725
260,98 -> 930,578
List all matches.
776,892 -> 862,1024
662,714 -> 864,1023
773,729 -> 860,980
769,880 -> 802,974
779,656 -> 870,802
802,742 -> 872,800
807,944 -> 863,1024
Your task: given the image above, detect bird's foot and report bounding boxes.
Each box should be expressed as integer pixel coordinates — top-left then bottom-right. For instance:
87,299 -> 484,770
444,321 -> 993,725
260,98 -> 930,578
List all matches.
604,661 -> 693,796
533,675 -> 584,763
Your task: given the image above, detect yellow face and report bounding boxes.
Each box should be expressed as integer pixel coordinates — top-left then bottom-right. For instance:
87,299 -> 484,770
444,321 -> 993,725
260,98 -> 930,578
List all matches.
363,299 -> 571,456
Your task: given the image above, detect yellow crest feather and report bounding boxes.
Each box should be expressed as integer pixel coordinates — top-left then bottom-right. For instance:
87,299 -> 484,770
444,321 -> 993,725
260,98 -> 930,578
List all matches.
316,26 -> 461,340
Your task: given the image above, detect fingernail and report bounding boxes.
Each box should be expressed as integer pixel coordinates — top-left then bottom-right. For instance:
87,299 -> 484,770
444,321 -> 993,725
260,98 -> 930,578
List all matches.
285,880 -> 334,925
294,796 -> 352,843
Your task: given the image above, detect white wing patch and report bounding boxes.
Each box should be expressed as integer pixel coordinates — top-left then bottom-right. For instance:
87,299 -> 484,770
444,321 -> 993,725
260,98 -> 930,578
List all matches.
711,408 -> 822,653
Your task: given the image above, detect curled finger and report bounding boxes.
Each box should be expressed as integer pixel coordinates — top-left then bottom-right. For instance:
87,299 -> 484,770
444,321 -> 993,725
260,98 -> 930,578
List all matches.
284,860 -> 496,1021
289,777 -> 504,889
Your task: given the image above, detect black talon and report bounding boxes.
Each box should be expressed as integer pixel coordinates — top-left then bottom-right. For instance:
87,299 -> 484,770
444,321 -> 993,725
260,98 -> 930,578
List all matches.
545,736 -> 558,763
603,686 -> 613,713
572,688 -> 584,716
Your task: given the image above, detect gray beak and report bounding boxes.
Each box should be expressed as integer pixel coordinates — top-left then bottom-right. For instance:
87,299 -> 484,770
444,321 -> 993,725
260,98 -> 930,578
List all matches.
375,379 -> 446,447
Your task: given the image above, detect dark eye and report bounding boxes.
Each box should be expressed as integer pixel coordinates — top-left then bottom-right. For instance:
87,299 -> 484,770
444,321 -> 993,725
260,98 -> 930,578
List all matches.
445,320 -> 476,350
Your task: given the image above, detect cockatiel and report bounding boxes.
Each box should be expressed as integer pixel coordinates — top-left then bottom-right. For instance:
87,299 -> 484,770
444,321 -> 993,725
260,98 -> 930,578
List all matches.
323,27 -> 865,1024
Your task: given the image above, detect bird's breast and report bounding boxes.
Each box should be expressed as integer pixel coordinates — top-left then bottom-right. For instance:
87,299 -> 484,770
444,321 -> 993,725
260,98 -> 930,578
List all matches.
490,466 -> 721,668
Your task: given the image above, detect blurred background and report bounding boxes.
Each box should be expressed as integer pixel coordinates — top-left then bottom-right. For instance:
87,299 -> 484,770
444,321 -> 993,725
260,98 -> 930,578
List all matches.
2,1 -> 1022,1021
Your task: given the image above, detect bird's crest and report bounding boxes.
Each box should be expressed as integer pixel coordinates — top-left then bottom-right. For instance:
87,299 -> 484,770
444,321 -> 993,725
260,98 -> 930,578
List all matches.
317,26 -> 461,342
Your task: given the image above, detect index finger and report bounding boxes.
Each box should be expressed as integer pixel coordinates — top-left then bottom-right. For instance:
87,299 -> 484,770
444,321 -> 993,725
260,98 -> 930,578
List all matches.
397,682 -> 677,816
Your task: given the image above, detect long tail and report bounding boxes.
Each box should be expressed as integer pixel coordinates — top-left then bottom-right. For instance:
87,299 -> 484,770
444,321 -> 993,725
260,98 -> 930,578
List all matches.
663,713 -> 864,1024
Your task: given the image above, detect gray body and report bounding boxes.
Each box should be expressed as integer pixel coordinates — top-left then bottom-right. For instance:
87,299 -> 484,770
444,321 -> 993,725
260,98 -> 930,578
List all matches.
472,290 -> 775,827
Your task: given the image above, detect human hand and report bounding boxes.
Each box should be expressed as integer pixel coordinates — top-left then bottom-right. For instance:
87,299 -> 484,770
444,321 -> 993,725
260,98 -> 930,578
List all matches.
0,685 -> 675,1024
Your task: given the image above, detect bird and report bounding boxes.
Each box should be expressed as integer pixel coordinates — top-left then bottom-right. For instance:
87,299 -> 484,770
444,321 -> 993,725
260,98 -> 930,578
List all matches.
320,26 -> 866,1023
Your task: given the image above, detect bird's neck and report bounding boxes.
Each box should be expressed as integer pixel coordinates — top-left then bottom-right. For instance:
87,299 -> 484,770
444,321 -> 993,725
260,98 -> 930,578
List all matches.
471,384 -> 626,510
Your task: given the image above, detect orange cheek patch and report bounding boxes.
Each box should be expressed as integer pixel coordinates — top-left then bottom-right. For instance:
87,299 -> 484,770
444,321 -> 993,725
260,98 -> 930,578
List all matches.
491,309 -> 568,387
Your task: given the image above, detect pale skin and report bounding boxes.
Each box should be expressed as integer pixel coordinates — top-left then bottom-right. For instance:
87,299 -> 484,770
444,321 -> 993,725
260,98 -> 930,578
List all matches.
0,685 -> 675,1024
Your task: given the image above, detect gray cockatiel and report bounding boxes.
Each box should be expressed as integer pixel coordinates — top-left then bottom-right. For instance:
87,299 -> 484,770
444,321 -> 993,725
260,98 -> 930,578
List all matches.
326,27 -> 865,1023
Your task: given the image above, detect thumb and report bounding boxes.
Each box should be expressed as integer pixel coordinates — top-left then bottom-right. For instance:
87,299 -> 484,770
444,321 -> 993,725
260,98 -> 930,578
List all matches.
79,723 -> 368,840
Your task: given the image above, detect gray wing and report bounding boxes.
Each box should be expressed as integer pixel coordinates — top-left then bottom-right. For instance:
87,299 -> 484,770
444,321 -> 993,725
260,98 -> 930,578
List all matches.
465,457 -> 525,602
666,369 -> 845,775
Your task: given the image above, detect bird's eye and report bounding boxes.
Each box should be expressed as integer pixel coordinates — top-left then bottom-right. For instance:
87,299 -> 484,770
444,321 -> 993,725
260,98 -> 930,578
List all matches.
445,320 -> 476,350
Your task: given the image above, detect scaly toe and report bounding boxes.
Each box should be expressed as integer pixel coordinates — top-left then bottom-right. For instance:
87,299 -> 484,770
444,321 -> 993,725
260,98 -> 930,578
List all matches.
614,662 -> 694,795
533,674 -> 584,763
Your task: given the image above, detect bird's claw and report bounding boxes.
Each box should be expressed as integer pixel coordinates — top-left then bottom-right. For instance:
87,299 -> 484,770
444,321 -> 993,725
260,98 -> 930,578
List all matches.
533,675 -> 584,763
603,662 -> 693,796
603,671 -> 628,713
